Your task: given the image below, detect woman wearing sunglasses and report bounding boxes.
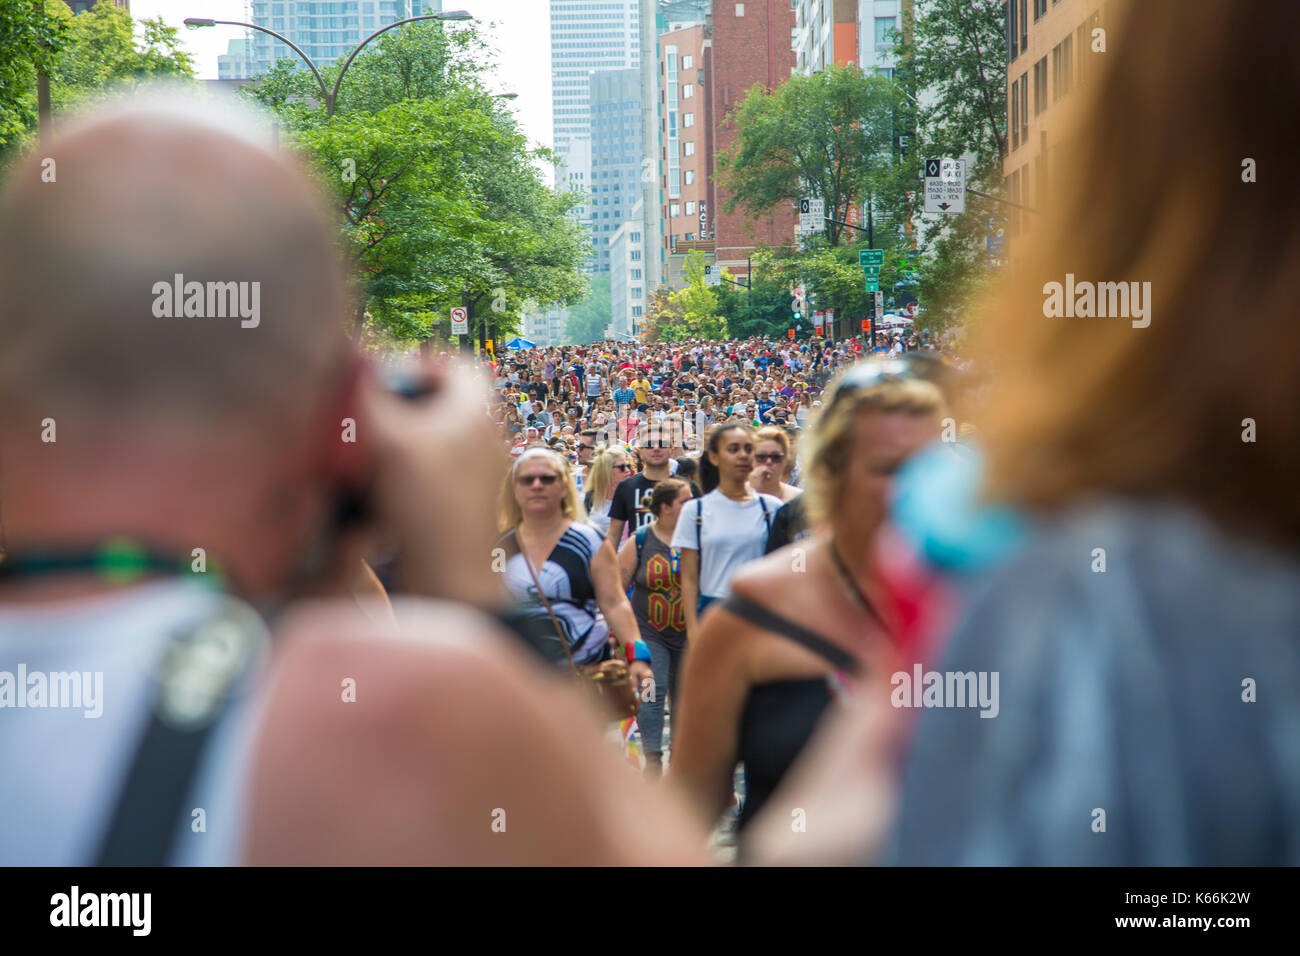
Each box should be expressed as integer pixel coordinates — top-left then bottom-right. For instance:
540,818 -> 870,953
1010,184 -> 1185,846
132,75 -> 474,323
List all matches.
582,446 -> 633,540
748,426 -> 801,503
497,448 -> 646,673
670,366 -> 945,850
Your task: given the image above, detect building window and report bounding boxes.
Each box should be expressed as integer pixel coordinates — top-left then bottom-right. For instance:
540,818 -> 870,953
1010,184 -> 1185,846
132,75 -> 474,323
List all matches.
631,251 -> 642,261
683,112 -> 694,128
685,169 -> 695,185
1007,168 -> 1020,236
1034,0 -> 1047,20
1021,0 -> 1029,53
735,3 -> 744,16
632,306 -> 643,317
874,16 -> 895,48
631,269 -> 642,279
1006,0 -> 1018,62
1019,74 -> 1028,145
682,84 -> 694,99
630,233 -> 640,242
684,142 -> 695,156
1010,75 -> 1020,151
682,55 -> 693,69
632,287 -> 642,299
685,201 -> 696,215
671,203 -> 681,217
1033,57 -> 1047,117
1053,35 -> 1073,101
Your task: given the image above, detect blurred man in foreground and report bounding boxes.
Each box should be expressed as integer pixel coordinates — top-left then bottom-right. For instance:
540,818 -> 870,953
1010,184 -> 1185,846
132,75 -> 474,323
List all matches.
0,94 -> 704,866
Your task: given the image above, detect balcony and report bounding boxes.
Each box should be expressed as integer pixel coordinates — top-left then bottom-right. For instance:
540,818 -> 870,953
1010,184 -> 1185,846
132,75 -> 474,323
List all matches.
671,238 -> 715,255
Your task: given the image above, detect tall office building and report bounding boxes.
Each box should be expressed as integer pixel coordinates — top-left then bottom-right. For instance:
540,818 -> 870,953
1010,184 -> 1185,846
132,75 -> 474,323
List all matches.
589,69 -> 644,276
1004,0 -> 1114,251
550,0 -> 641,163
249,0 -> 443,77
710,0 -> 798,283
608,218 -> 646,337
659,22 -> 714,291
218,38 -> 255,81
792,0 -> 909,77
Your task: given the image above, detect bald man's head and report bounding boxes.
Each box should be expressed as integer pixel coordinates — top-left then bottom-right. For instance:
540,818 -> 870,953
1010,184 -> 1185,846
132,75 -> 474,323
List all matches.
0,94 -> 352,438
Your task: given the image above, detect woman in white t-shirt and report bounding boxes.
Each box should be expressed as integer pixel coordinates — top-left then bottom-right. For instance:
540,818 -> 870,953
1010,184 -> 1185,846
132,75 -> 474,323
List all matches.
673,423 -> 782,641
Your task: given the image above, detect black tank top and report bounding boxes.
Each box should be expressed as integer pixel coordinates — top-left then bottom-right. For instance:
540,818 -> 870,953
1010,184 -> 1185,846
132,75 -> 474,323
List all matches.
720,593 -> 861,834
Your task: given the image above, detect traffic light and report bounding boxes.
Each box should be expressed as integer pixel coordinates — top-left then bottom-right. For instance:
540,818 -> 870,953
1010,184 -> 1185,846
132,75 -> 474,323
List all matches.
787,328 -> 795,340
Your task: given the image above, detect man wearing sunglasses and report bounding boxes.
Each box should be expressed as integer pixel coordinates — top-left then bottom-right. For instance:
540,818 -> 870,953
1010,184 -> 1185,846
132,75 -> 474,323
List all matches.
607,422 -> 702,545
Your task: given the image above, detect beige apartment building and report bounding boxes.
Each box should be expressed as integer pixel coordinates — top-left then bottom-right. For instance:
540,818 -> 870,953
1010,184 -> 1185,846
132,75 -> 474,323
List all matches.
1003,0 -> 1120,244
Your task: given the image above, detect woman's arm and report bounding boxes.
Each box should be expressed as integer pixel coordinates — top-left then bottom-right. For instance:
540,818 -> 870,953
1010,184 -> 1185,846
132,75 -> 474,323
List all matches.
680,549 -> 700,639
590,537 -> 643,649
670,604 -> 753,828
616,531 -> 638,592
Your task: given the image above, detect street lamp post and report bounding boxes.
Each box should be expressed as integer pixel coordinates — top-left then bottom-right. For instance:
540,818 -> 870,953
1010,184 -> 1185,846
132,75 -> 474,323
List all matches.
184,11 -> 473,118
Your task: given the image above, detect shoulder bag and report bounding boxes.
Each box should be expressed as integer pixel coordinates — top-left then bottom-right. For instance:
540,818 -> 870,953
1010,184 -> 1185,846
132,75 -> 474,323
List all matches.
520,546 -> 639,722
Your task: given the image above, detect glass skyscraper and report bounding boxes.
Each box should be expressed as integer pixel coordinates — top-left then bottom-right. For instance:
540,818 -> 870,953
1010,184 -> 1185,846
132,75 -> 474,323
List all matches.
249,0 -> 444,77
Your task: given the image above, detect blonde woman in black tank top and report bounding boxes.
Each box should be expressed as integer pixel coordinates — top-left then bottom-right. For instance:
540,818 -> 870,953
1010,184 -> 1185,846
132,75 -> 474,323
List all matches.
670,368 -> 945,843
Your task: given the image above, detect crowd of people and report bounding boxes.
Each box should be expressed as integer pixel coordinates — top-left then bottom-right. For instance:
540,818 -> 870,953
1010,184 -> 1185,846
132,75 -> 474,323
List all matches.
479,334 -> 966,850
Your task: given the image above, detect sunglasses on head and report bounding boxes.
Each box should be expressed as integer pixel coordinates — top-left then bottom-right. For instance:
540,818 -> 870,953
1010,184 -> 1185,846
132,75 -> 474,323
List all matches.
516,472 -> 560,486
825,359 -> 920,414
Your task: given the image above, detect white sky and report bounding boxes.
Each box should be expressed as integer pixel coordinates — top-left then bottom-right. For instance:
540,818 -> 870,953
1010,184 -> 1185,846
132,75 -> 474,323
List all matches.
134,0 -> 554,168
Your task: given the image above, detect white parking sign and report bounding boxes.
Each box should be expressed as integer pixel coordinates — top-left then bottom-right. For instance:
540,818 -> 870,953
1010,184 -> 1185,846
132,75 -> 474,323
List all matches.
924,158 -> 965,214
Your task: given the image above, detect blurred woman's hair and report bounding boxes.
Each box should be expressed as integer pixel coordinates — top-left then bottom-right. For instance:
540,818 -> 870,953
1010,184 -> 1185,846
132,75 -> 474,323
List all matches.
971,0 -> 1300,545
498,447 -> 586,532
584,446 -> 622,507
699,421 -> 755,494
649,478 -> 691,518
800,373 -> 946,528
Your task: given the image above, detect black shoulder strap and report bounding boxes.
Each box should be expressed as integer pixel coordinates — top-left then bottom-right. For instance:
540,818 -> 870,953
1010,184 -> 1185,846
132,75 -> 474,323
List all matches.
695,496 -> 704,554
94,596 -> 268,866
758,494 -> 772,534
719,592 -> 858,674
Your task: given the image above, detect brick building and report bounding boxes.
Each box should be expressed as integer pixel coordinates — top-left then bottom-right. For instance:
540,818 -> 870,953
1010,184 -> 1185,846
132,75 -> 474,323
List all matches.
659,23 -> 714,289
709,0 -> 799,282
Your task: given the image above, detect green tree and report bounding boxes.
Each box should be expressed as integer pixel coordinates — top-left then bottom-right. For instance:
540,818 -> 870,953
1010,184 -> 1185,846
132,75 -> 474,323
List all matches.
673,253 -> 727,340
890,0 -> 1008,330
1,1 -> 193,160
715,264 -> 794,339
565,274 -> 611,345
715,64 -> 904,248
641,287 -> 684,343
0,0 -> 65,151
246,22 -> 588,344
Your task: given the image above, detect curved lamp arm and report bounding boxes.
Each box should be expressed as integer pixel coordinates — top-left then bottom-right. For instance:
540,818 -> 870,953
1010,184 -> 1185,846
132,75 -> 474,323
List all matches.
187,19 -> 329,106
330,12 -> 474,116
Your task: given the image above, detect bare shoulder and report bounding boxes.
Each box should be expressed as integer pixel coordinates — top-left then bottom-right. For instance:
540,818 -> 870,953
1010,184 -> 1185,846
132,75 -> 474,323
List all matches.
246,599 -> 564,863
730,542 -> 817,598
245,598 -> 708,865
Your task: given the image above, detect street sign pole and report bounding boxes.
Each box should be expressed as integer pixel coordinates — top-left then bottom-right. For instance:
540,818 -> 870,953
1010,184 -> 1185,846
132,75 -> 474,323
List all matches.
856,248 -> 885,350
455,293 -> 472,355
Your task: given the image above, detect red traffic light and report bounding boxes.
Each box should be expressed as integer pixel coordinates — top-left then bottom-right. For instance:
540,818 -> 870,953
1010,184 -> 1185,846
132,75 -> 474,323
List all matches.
787,328 -> 795,339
